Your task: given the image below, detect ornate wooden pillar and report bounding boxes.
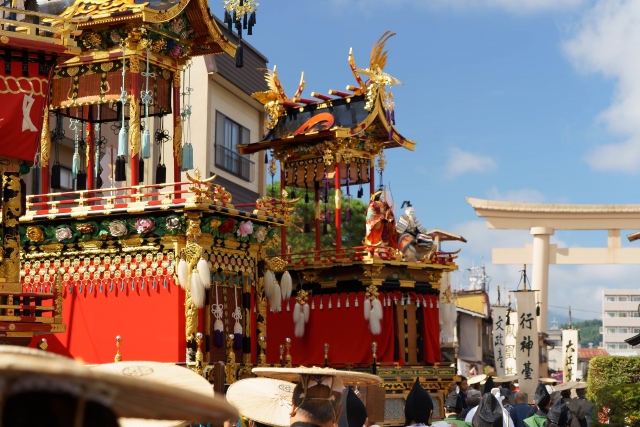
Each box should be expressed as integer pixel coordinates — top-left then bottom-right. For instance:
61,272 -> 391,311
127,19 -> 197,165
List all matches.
129,55 -> 141,186
256,259 -> 267,366
242,271 -> 251,364
280,166 -> 286,257
2,172 -> 21,284
86,121 -> 95,191
369,159 -> 375,198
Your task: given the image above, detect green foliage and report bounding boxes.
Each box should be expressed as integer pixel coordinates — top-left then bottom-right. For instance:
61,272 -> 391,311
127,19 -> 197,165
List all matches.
587,356 -> 640,401
560,319 -> 602,347
266,182 -> 368,254
593,384 -> 640,427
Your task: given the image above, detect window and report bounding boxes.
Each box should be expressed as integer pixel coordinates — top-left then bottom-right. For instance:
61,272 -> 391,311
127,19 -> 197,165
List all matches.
607,343 -> 617,350
606,296 -> 616,302
632,296 -> 640,302
606,328 -> 616,334
619,312 -> 629,318
619,296 -> 629,302
633,328 -> 640,334
619,343 -> 629,349
619,328 -> 629,334
633,312 -> 640,318
214,111 -> 255,182
607,312 -> 617,318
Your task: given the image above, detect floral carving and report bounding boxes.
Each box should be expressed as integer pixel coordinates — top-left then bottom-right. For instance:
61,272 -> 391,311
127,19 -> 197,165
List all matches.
26,226 -> 44,242
55,227 -> 72,242
237,221 -> 254,238
108,220 -> 128,237
135,218 -> 156,234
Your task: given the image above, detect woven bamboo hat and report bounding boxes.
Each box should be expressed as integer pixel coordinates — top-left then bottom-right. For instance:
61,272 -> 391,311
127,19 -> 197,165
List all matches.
252,367 -> 382,386
92,361 -> 221,427
553,381 -> 577,392
0,346 -> 236,424
226,378 -> 295,427
467,374 -> 486,385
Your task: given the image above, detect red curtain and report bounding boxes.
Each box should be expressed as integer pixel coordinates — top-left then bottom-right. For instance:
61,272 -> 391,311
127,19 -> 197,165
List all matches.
266,292 -> 395,365
422,294 -> 442,363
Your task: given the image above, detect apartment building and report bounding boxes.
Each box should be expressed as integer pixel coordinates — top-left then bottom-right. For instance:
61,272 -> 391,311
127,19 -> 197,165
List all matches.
602,290 -> 640,355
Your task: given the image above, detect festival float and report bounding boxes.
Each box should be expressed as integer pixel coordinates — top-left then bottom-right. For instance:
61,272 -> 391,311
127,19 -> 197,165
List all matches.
0,0 -> 467,422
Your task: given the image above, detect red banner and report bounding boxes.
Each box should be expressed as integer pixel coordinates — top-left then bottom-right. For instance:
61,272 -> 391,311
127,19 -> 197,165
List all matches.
0,62 -> 49,162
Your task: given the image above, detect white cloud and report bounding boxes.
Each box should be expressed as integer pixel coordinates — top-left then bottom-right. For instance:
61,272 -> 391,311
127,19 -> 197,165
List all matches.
564,0 -> 640,173
445,147 -> 497,178
485,187 -> 546,203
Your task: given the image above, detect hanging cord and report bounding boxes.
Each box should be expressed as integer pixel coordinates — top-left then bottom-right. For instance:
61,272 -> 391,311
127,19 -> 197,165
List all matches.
69,118 -> 80,179
180,62 -> 194,171
140,46 -> 154,160
118,43 -> 128,158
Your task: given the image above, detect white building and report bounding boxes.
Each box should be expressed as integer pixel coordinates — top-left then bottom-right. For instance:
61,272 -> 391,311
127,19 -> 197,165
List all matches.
602,290 -> 640,355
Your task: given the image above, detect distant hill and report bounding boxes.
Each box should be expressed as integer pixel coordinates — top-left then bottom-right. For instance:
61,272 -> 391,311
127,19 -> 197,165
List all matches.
560,319 -> 602,347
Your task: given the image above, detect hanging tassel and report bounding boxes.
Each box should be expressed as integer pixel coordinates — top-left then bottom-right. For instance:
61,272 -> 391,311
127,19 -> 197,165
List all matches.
290,189 -> 296,199
141,129 -> 151,159
370,314 -> 382,335
536,302 -> 540,317
280,271 -> 292,299
346,206 -> 352,220
190,270 -> 205,308
372,298 -> 383,320
272,285 -> 282,312
305,191 -> 309,204
303,303 -> 310,322
156,163 -> 166,184
293,302 -> 301,323
325,209 -> 331,223
264,271 -> 275,301
319,295 -> 324,310
264,151 -> 269,164
138,157 -> 144,183
328,295 -> 332,309
181,143 -> 193,171
236,41 -> 244,68
337,294 -> 341,308
72,151 -> 80,179
346,293 -> 350,308
214,318 -> 224,347
197,258 -> 211,289
358,186 -> 363,198
51,162 -> 61,189
364,298 -> 371,320
177,259 -> 188,289
323,223 -> 328,235
118,126 -> 128,158
295,317 -> 305,338
76,171 -> 87,190
355,293 -> 359,307
304,223 -> 311,234
233,318 -> 243,349
115,157 -> 126,182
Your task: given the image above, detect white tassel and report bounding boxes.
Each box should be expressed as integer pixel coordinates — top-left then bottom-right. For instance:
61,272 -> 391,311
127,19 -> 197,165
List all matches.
303,303 -> 310,322
214,318 -> 223,333
355,294 -> 359,307
280,271 -> 292,299
294,318 -> 305,338
346,293 -> 350,308
293,302 -> 302,323
234,320 -> 242,335
370,315 -> 382,335
264,271 -> 274,300
177,259 -> 188,290
328,295 -> 332,309
311,297 -> 315,310
190,270 -> 205,308
364,298 -> 371,320
197,258 -> 211,289
319,296 -> 324,310
372,298 -> 383,320
273,285 -> 282,312
337,294 -> 341,308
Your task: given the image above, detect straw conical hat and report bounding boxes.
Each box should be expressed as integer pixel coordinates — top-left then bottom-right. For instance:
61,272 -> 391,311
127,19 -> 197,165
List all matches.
252,367 -> 381,386
227,378 -> 294,427
0,346 -> 236,424
92,361 -> 218,427
467,374 -> 486,385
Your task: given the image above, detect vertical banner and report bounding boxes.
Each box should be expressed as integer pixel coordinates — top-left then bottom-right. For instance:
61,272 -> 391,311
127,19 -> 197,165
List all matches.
562,329 -> 579,382
492,306 -> 508,377
504,309 -> 518,377
514,291 -> 540,402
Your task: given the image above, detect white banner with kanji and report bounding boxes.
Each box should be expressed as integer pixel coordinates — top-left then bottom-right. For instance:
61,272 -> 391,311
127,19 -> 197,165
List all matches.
493,306 -> 508,377
504,308 -> 518,378
515,291 -> 539,402
562,329 -> 579,382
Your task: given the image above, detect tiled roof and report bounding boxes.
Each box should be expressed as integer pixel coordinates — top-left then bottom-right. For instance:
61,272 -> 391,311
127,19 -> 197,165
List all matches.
578,348 -> 608,359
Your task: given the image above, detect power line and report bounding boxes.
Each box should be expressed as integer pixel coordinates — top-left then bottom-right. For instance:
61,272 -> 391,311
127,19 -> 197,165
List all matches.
548,304 -> 602,315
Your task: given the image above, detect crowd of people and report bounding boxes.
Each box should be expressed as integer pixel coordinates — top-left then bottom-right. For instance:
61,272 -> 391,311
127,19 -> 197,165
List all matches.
0,344 -> 597,427
441,375 -> 594,427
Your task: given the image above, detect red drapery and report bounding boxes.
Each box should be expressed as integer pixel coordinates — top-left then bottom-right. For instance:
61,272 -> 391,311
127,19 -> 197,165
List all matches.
422,294 -> 442,363
266,292 -> 395,365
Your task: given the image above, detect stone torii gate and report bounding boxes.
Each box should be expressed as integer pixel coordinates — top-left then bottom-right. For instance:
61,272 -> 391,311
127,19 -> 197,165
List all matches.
467,197 -> 640,331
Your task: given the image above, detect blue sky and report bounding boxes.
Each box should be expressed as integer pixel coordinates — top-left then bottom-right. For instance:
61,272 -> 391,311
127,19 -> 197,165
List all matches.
224,0 -> 640,323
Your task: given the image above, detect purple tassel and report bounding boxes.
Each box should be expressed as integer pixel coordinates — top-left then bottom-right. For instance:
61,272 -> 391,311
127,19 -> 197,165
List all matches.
233,333 -> 242,350
323,223 -> 328,235
326,209 -> 331,223
214,330 -> 224,347
346,207 -> 352,220
304,223 -> 311,233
